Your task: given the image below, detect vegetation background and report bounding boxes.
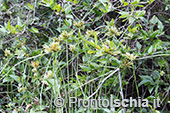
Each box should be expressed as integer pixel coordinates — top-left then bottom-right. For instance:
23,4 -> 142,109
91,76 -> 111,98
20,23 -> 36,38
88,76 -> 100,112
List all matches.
0,0 -> 170,112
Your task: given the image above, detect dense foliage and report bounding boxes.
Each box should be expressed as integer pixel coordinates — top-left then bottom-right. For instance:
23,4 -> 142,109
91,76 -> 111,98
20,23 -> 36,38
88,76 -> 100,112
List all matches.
0,0 -> 170,112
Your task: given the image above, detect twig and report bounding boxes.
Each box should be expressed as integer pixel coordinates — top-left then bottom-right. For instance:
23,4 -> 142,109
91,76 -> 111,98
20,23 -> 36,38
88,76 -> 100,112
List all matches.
87,68 -> 120,99
118,69 -> 126,113
135,54 -> 170,60
160,86 -> 170,112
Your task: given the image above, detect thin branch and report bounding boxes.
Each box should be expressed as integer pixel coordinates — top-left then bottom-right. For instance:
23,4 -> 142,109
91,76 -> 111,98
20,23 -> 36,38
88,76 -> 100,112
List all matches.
118,69 -> 126,113
87,68 -> 120,99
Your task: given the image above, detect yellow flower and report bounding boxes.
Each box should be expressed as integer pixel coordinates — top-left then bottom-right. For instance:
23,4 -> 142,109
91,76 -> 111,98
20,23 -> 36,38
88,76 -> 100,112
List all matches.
4,49 -> 11,57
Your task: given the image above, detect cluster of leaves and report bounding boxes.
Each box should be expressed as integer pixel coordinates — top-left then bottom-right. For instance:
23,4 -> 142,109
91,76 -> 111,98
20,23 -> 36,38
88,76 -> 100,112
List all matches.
0,0 -> 170,112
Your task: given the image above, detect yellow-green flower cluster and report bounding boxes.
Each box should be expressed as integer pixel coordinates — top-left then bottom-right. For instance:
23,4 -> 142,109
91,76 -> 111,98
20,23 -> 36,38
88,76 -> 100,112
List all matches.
69,44 -> 76,52
43,42 -> 61,53
73,21 -> 84,29
121,59 -> 133,68
108,26 -> 122,36
18,86 -> 27,93
160,71 -> 165,76
60,30 -> 72,39
4,49 -> 12,57
86,30 -> 99,37
31,61 -> 39,73
125,53 -> 136,60
53,36 -> 63,42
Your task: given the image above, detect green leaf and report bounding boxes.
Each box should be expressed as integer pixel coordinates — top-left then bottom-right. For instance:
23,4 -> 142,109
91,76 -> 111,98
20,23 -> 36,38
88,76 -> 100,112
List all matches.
123,2 -> 129,6
136,41 -> 142,50
98,0 -> 109,6
56,4 -> 62,12
138,75 -> 155,87
148,85 -> 155,93
27,3 -> 34,10
30,27 -> 39,33
136,5 -> 144,7
65,4 -> 72,14
87,50 -> 96,54
135,10 -> 145,18
94,32 -> 98,45
157,20 -> 164,31
7,20 -> 11,31
79,65 -> 90,72
66,14 -> 73,19
10,75 -> 20,83
131,0 -> 139,5
98,0 -> 109,2
17,17 -> 22,26
148,45 -> 153,54
128,17 -> 135,24
0,25 -> 7,33
50,2 -> 58,10
141,29 -> 148,37
150,15 -> 158,24
3,77 -> 11,83
150,30 -> 159,39
110,18 -> 114,26
95,50 -> 104,57
166,35 -> 170,40
90,62 -> 100,69
118,11 -> 129,18
111,57 -> 120,66
149,0 -> 155,4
